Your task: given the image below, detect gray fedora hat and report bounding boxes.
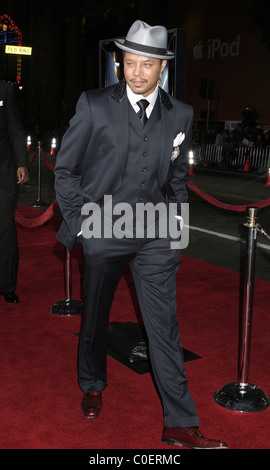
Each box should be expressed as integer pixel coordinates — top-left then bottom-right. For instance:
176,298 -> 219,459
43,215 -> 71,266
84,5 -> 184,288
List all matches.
114,20 -> 175,60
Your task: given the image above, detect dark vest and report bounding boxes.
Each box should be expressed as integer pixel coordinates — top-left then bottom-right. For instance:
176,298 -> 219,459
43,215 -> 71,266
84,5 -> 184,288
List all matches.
101,98 -> 166,238
113,98 -> 164,207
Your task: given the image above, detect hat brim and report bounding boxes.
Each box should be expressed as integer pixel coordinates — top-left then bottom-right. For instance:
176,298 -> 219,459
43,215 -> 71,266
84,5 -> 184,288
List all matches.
114,38 -> 175,60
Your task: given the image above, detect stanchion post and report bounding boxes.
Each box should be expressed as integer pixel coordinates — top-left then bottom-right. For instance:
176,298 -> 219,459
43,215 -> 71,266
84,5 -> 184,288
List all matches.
65,247 -> 72,301
238,207 -> 257,385
214,207 -> 269,412
49,248 -> 83,316
32,141 -> 47,208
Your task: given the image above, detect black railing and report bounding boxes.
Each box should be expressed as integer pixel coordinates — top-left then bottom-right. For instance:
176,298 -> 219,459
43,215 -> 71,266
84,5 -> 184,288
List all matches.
193,144 -> 270,170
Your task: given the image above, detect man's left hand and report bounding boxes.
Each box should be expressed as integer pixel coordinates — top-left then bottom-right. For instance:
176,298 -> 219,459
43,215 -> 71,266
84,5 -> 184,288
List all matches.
17,167 -> 30,185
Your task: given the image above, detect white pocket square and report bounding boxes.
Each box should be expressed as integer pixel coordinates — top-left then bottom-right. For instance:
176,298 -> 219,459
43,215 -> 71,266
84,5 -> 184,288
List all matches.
0,101 -> 3,107
173,132 -> 185,147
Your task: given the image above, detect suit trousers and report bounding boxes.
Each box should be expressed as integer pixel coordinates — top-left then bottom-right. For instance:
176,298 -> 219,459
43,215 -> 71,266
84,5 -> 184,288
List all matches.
78,229 -> 199,428
0,185 -> 19,292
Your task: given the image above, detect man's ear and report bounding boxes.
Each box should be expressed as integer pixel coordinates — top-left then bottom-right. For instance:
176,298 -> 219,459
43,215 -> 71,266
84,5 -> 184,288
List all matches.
161,60 -> 167,73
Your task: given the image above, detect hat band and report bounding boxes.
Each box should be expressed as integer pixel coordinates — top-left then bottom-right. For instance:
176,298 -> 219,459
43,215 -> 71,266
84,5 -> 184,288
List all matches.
124,39 -> 168,56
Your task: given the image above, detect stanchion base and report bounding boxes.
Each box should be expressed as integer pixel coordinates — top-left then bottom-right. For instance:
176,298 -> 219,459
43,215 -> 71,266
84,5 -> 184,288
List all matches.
214,382 -> 269,412
49,299 -> 83,316
32,200 -> 48,208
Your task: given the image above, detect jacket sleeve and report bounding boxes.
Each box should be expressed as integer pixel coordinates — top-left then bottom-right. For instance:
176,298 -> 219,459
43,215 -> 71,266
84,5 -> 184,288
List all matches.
54,92 -> 93,239
169,104 -> 193,207
6,85 -> 29,169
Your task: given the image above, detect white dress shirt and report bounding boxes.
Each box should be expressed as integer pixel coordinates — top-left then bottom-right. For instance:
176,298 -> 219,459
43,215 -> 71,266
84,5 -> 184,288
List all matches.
126,84 -> 159,119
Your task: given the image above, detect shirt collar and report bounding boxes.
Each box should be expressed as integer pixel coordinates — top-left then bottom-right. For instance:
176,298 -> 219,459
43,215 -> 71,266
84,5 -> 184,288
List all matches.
126,84 -> 159,117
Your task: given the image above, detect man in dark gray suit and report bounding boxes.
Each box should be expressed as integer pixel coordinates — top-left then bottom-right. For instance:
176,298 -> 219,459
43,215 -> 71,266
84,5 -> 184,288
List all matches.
0,81 -> 29,303
54,20 -> 227,449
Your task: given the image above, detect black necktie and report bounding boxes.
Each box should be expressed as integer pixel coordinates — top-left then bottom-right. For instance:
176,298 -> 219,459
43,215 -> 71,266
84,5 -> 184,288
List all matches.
137,99 -> 149,126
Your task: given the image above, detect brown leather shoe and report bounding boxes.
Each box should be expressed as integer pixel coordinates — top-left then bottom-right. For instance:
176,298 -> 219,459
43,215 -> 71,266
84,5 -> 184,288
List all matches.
162,426 -> 228,449
81,391 -> 102,418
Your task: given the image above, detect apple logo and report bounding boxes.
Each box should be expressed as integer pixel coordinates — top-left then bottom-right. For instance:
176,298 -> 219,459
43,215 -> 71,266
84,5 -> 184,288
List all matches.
193,41 -> 203,59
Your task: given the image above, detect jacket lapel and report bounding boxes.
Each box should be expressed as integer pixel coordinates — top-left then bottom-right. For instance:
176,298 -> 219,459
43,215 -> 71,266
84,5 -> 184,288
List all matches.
109,80 -> 129,179
158,87 -> 177,186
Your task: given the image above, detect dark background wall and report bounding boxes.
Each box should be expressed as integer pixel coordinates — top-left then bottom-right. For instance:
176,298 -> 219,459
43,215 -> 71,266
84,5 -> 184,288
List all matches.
169,0 -> 270,125
1,0 -> 269,134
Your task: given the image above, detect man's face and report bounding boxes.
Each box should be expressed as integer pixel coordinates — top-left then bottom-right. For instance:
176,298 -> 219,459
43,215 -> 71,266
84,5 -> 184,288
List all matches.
124,52 -> 167,97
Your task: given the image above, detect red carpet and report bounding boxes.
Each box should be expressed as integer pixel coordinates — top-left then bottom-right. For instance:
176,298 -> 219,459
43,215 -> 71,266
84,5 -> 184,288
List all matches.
1,205 -> 269,452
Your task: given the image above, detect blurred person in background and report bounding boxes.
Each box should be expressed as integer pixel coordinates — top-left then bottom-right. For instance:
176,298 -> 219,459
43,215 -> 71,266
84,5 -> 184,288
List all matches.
0,82 -> 29,303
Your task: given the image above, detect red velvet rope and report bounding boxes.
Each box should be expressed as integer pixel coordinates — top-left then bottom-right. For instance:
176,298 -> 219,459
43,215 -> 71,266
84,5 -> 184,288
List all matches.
42,153 -> 55,171
15,156 -> 270,228
29,153 -> 36,166
28,151 -> 55,171
187,181 -> 270,212
15,200 -> 58,227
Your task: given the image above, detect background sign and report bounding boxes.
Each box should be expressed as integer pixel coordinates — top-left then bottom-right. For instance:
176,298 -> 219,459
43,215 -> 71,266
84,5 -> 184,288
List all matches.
5,45 -> 32,55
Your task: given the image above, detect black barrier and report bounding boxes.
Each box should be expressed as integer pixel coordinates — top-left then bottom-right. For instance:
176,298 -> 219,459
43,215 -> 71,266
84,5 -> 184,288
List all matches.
32,141 -> 47,208
194,143 -> 270,170
49,248 -> 83,316
214,207 -> 270,412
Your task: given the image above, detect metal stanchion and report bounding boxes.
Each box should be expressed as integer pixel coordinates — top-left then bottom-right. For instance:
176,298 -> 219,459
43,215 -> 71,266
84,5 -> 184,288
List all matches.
32,141 -> 47,208
214,207 -> 269,412
49,248 -> 83,316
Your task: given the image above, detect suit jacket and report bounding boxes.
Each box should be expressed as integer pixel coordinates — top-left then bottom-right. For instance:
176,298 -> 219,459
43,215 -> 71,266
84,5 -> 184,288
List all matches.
54,80 -> 193,249
0,82 -> 29,190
